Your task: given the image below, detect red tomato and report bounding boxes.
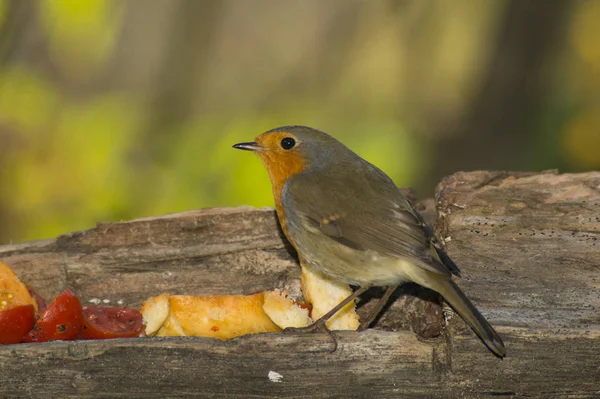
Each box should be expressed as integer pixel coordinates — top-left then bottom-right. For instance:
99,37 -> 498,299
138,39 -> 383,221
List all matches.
23,289 -> 83,342
0,305 -> 35,344
80,306 -> 144,339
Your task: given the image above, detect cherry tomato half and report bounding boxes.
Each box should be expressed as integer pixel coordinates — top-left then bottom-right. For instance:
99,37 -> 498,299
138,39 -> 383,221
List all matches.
81,306 -> 144,339
0,305 -> 35,344
23,289 -> 83,342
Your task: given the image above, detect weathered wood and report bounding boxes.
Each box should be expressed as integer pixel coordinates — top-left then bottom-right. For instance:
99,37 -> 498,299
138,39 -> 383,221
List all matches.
436,170 -> 600,397
1,331 -> 442,399
436,170 -> 600,334
1,171 -> 599,398
448,335 -> 600,397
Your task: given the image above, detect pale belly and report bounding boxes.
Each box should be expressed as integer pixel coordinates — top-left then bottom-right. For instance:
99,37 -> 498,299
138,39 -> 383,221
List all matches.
291,227 -> 414,287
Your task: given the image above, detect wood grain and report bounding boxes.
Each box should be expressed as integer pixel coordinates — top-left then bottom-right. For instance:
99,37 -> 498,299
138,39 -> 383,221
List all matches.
436,170 -> 600,398
436,171 -> 600,336
1,331 -> 439,399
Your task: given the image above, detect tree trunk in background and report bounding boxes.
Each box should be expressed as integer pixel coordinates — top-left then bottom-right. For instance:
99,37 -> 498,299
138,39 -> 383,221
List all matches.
143,0 -> 223,148
122,0 -> 224,212
0,0 -> 44,243
258,1 -> 365,111
427,0 -> 572,194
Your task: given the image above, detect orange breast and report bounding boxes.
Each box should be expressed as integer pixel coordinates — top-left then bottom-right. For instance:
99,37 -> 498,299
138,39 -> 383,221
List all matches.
256,150 -> 306,247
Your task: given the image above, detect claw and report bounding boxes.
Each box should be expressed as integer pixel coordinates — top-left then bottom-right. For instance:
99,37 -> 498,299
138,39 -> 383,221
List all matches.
281,285 -> 370,352
283,320 -> 338,352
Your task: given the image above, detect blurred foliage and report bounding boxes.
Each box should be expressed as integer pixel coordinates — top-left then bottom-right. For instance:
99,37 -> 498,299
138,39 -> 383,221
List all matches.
0,0 -> 597,244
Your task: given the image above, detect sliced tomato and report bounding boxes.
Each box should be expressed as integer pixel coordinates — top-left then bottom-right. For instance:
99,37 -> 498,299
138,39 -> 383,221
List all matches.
26,285 -> 47,314
0,305 -> 35,344
23,289 -> 83,342
80,306 -> 144,339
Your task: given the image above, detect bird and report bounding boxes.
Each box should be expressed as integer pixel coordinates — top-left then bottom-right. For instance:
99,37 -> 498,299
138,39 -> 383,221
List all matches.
233,125 -> 506,358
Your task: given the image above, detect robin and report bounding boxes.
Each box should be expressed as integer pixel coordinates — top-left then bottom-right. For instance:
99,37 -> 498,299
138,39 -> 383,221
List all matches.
233,125 -> 506,358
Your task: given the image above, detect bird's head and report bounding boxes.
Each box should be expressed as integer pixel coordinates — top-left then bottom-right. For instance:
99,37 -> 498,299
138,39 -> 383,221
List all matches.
233,126 -> 346,195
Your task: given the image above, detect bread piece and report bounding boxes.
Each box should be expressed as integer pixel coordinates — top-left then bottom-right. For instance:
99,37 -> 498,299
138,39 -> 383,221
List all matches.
300,264 -> 360,331
141,290 -> 311,340
140,264 -> 360,340
262,288 -> 311,329
140,293 -> 170,336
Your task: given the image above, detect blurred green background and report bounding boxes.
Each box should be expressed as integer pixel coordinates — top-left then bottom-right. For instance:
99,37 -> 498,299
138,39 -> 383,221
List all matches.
0,0 -> 598,244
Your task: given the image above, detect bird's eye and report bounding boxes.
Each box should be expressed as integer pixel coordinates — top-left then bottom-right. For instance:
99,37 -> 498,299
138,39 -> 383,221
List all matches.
280,137 -> 296,150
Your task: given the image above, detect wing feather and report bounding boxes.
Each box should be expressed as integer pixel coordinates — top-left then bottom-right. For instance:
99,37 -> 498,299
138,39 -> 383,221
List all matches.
284,171 -> 459,277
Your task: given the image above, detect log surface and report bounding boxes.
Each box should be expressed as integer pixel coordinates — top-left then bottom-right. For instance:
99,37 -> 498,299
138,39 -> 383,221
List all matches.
1,171 -> 599,398
436,171 -> 600,398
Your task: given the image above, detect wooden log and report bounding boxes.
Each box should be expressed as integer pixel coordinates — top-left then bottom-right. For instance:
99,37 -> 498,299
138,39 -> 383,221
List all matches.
1,332 -> 443,399
0,171 -> 599,398
436,170 -> 600,397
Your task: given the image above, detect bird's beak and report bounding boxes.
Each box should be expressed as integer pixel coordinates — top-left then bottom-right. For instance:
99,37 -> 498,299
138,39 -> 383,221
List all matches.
232,142 -> 263,151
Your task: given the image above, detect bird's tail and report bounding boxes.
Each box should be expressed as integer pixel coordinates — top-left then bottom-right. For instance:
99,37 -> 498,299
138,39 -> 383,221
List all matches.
420,272 -> 506,358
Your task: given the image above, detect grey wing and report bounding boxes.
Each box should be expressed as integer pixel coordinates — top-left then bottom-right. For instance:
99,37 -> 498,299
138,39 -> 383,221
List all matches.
284,173 -> 458,277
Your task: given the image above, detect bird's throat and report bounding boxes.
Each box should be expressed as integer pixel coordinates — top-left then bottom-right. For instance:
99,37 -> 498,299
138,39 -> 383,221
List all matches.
257,151 -> 306,208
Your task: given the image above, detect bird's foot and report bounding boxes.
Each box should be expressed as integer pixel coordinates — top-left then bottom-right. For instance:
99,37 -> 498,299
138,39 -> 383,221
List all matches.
283,320 -> 338,352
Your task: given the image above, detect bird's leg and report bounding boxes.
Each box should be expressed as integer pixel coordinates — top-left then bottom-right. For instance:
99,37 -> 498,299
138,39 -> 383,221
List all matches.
284,286 -> 369,351
357,285 -> 398,331
287,285 -> 369,333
